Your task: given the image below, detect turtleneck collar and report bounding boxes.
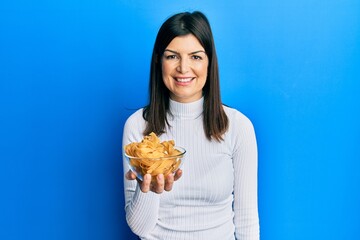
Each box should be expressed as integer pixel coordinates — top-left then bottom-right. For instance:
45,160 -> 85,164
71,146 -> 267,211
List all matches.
169,97 -> 204,120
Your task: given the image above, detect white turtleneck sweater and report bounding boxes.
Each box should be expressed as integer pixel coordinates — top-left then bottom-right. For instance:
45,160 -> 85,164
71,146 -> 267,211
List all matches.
122,97 -> 259,240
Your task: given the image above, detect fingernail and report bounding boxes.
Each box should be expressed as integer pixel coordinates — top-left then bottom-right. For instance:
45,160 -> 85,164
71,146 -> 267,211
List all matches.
157,174 -> 163,181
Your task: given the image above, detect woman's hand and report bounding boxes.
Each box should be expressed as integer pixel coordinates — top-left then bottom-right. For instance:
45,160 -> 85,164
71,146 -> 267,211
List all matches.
125,169 -> 183,193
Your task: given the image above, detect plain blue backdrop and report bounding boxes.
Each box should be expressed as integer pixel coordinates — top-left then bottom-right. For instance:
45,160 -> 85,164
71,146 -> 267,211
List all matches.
1,0 -> 359,239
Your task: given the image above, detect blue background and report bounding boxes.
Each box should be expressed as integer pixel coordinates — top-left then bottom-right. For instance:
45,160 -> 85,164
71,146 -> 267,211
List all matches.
1,1 -> 359,239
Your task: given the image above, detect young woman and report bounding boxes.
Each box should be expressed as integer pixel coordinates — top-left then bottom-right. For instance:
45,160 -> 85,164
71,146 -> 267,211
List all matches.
123,11 -> 259,240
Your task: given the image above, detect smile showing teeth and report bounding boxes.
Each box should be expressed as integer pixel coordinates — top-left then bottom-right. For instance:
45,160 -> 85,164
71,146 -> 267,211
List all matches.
175,77 -> 193,83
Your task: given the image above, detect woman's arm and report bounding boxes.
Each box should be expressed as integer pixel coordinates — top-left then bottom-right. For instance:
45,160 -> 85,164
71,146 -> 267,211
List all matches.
122,112 -> 182,236
232,114 -> 260,240
122,114 -> 161,237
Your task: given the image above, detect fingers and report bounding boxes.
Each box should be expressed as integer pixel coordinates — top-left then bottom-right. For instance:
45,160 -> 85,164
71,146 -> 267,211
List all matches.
155,170 -> 183,192
150,174 -> 165,194
125,170 -> 137,180
164,173 -> 174,191
174,169 -> 183,181
164,169 -> 182,191
126,171 -> 152,193
140,174 -> 151,193
127,170 -> 183,193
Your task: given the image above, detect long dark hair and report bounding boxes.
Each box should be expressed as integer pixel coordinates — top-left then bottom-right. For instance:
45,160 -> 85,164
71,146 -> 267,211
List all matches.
143,11 -> 228,141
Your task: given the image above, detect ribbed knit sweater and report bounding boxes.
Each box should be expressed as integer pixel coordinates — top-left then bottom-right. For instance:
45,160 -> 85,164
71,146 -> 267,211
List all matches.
122,97 -> 259,240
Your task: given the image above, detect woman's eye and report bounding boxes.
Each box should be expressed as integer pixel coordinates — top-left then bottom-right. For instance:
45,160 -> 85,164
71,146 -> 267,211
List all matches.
192,55 -> 202,60
165,55 -> 178,60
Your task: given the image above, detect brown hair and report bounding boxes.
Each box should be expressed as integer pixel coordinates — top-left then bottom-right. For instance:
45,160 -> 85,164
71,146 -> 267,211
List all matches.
143,11 -> 228,141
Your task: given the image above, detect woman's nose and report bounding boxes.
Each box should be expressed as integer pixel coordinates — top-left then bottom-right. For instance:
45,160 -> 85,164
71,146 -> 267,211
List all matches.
176,58 -> 190,73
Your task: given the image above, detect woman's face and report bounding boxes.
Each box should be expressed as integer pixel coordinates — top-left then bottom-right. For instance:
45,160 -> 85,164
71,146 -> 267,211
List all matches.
161,34 -> 208,103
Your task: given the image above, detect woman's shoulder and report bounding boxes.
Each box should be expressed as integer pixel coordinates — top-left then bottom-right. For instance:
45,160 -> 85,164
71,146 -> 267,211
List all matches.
124,108 -> 146,129
223,105 -> 251,122
123,108 -> 147,143
223,104 -> 255,130
126,108 -> 144,121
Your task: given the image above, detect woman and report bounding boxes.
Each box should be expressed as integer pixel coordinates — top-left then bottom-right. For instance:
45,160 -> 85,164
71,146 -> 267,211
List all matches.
123,11 -> 259,239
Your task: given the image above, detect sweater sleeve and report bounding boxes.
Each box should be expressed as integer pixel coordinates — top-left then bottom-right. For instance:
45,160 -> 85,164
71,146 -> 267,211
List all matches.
232,113 -> 260,240
122,111 -> 161,237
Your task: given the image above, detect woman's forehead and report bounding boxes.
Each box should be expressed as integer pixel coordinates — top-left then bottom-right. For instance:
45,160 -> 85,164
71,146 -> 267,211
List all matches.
165,34 -> 205,53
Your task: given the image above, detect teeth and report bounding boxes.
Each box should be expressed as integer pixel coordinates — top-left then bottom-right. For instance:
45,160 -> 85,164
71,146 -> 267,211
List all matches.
176,78 -> 192,82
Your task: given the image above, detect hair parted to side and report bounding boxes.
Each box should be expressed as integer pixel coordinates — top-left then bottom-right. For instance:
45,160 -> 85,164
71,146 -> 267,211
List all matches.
143,11 -> 228,141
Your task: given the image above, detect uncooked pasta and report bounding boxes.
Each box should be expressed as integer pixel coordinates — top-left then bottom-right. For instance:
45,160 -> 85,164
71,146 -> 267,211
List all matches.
125,132 -> 185,178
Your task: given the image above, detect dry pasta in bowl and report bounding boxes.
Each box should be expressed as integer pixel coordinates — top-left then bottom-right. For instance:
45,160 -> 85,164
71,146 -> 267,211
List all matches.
124,132 -> 186,181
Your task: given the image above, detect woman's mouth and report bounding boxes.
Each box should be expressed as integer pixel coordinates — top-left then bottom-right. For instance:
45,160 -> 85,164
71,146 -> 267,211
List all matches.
174,77 -> 194,83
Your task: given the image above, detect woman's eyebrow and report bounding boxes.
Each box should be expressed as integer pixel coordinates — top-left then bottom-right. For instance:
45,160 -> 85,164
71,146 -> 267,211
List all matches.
164,49 -> 206,55
164,49 -> 178,54
190,50 -> 206,55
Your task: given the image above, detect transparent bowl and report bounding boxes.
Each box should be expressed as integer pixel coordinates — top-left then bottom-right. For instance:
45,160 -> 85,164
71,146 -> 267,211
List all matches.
124,146 -> 186,181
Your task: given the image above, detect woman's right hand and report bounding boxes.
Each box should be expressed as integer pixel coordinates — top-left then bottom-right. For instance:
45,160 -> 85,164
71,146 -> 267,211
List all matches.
125,169 -> 183,194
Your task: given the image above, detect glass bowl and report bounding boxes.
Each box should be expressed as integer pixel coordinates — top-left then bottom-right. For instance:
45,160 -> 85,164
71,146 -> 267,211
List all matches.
124,146 -> 186,181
